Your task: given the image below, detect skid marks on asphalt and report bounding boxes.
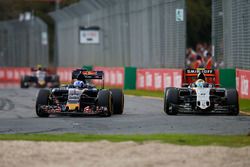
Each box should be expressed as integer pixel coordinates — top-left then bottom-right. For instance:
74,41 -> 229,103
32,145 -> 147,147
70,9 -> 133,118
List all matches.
0,98 -> 15,111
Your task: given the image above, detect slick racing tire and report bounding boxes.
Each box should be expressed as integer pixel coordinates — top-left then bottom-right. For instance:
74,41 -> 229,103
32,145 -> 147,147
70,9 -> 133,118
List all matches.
110,89 -> 124,115
36,89 -> 50,117
97,90 -> 113,117
227,89 -> 239,116
20,76 -> 29,88
164,87 -> 179,115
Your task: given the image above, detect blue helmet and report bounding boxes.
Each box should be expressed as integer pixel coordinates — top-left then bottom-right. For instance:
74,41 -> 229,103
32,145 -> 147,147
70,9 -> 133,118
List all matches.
73,80 -> 85,88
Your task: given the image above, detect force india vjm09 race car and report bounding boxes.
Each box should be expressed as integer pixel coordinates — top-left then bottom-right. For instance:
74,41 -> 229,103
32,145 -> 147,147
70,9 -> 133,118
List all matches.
164,69 -> 239,115
20,66 -> 60,88
35,69 -> 124,117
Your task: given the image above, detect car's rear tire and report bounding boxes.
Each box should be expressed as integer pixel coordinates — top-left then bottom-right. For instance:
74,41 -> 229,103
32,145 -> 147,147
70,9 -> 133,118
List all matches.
227,89 -> 239,116
97,90 -> 112,117
110,89 -> 124,115
20,76 -> 29,88
36,89 -> 50,117
164,87 -> 179,115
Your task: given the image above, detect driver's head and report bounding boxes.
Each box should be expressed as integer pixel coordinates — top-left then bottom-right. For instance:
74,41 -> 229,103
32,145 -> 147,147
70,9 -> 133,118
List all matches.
195,79 -> 205,88
37,64 -> 42,70
73,80 -> 85,88
197,72 -> 206,81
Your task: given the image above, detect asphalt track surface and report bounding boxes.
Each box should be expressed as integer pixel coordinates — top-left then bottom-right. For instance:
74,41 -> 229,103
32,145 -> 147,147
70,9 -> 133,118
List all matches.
0,88 -> 250,135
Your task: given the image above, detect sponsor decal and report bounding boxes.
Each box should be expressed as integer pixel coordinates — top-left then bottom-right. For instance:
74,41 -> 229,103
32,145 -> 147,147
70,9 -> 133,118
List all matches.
154,73 -> 162,89
163,73 -> 171,88
241,76 -> 249,96
146,72 -> 153,87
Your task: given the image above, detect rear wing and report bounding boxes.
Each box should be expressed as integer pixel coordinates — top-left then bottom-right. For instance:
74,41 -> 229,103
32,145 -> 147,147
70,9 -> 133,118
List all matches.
184,68 -> 217,85
185,69 -> 215,77
31,67 -> 47,72
80,71 -> 104,79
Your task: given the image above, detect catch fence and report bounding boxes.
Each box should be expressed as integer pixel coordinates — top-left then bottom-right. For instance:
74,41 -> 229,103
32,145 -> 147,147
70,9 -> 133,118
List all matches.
50,0 -> 186,68
0,17 -> 49,67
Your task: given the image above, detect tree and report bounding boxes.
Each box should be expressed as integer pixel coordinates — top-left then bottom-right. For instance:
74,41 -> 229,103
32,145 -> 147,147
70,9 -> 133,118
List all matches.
187,0 -> 211,49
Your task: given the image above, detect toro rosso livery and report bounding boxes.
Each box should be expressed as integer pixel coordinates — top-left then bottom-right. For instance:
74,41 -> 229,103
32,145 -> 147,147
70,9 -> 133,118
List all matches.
164,69 -> 239,115
36,69 -> 124,117
20,66 -> 60,88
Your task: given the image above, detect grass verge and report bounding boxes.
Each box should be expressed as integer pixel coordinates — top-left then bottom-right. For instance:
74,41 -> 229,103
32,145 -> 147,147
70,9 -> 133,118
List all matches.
0,134 -> 250,147
239,99 -> 250,113
124,89 -> 163,98
124,89 -> 250,113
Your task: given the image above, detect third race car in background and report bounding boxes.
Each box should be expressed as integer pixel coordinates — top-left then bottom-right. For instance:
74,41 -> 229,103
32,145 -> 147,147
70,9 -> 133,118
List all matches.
35,68 -> 124,117
20,66 -> 60,88
164,69 -> 239,115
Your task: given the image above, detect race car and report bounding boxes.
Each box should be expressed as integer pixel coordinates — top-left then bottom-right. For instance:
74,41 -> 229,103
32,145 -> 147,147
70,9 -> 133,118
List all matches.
35,70 -> 124,117
164,69 -> 239,115
20,66 -> 60,88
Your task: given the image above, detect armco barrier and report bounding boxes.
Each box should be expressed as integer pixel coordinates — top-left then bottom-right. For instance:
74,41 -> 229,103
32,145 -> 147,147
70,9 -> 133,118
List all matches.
93,67 -> 124,87
0,67 -> 30,83
136,69 -> 182,91
236,69 -> 250,99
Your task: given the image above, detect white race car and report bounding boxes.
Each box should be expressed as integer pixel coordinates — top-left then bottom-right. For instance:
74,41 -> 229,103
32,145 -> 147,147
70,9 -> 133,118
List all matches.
164,70 -> 239,115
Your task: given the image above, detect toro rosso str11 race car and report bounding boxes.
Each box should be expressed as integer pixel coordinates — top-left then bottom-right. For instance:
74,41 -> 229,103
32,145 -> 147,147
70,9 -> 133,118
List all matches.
20,66 -> 60,88
164,69 -> 239,115
35,69 -> 124,117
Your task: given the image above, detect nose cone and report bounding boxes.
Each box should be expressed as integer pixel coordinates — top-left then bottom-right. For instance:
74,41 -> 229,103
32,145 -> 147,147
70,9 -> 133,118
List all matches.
66,103 -> 80,111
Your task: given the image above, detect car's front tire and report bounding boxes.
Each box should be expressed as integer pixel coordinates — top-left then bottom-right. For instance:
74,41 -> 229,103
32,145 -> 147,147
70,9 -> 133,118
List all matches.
97,90 -> 113,117
227,89 -> 239,116
164,87 -> 179,115
20,76 -> 29,88
110,89 -> 124,115
36,89 -> 50,117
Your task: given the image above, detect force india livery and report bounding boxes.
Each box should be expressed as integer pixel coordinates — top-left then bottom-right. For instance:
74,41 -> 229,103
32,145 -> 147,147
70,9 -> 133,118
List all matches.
20,66 -> 60,88
35,68 -> 124,117
164,69 -> 239,115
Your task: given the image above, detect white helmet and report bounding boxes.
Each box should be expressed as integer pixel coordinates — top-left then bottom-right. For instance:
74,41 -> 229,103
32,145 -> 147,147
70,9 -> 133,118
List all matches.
73,80 -> 85,88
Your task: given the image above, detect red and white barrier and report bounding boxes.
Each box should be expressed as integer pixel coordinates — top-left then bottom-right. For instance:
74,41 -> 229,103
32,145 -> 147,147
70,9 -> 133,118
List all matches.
236,69 -> 250,99
136,68 -> 182,91
93,66 -> 124,87
0,67 -> 31,83
57,67 -> 75,83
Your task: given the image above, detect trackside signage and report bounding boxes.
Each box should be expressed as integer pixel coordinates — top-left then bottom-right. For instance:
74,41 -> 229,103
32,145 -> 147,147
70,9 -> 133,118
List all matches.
0,67 -> 30,82
57,67 -> 75,83
93,67 -> 124,87
236,69 -> 250,99
137,69 -> 182,90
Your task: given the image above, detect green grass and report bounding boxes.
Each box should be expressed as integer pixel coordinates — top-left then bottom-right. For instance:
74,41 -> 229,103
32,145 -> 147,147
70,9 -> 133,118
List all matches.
239,99 -> 250,113
123,89 -> 250,113
124,89 -> 163,98
0,134 -> 250,147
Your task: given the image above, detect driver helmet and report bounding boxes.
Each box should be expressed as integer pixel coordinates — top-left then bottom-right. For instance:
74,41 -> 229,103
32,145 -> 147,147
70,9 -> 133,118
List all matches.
197,71 -> 206,81
195,79 -> 205,88
37,64 -> 42,70
73,80 -> 85,88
